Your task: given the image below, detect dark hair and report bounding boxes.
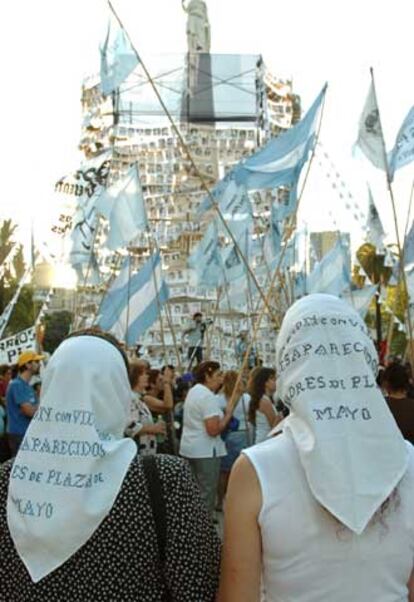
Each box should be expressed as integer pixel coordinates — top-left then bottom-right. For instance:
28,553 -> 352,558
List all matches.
161,364 -> 175,373
383,362 -> 410,393
193,361 -> 221,384
193,312 -> 202,320
148,368 -> 161,386
175,379 -> 191,402
0,365 -> 12,377
64,327 -> 129,372
129,361 -> 148,390
248,367 -> 276,425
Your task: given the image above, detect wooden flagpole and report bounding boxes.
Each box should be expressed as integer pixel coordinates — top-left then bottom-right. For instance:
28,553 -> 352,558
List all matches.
146,237 -> 168,364
106,0 -> 278,325
225,85 -> 328,410
370,67 -> 414,367
150,235 -> 183,371
124,251 -> 132,345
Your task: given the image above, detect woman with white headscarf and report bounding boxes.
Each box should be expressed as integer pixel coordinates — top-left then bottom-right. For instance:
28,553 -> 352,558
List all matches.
219,294 -> 414,601
0,331 -> 220,601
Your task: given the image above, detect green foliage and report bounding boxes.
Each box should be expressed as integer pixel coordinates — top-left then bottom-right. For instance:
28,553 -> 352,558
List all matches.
356,243 -> 393,286
42,311 -> 73,353
6,286 -> 36,335
0,219 -> 17,264
0,219 -> 36,337
12,245 -> 25,281
389,329 -> 407,357
354,242 -> 409,355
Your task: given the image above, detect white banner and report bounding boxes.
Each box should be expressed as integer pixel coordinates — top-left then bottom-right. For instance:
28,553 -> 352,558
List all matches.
356,81 -> 387,171
0,327 -> 36,365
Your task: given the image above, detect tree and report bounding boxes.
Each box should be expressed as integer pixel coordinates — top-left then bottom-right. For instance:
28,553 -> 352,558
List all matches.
356,242 -> 408,358
0,219 -> 36,336
356,243 -> 393,287
42,311 -> 73,353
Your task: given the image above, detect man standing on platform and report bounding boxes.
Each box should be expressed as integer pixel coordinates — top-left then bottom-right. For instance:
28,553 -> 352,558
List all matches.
6,350 -> 43,456
183,312 -> 209,369
235,331 -> 256,369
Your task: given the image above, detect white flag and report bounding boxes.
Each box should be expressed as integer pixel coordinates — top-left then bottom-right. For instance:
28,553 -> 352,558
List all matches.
356,81 -> 387,171
388,106 -> 414,181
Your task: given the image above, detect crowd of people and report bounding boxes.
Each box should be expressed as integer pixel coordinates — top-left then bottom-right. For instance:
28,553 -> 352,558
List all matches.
0,294 -> 414,600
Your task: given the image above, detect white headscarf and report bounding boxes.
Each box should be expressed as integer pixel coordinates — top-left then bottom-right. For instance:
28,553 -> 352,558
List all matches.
7,335 -> 137,582
276,294 -> 409,534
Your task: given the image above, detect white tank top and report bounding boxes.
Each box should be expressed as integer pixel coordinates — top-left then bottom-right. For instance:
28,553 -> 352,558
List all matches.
254,396 -> 277,444
244,434 -> 414,602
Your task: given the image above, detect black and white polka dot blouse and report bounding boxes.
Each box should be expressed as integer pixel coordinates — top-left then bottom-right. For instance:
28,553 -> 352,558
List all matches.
0,455 -> 221,601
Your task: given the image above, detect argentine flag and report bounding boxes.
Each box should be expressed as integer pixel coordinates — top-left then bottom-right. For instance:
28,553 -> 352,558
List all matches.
97,252 -> 168,346
307,240 -> 350,297
100,12 -> 140,97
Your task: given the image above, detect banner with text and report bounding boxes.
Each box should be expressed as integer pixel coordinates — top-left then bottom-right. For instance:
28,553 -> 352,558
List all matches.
0,327 -> 37,365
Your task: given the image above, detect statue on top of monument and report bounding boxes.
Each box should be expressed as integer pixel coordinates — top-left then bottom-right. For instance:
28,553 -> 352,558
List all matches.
182,0 -> 211,53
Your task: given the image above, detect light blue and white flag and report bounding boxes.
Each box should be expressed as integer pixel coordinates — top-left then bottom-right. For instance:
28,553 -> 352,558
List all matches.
294,272 -> 307,299
307,239 -> 350,296
221,221 -> 252,283
96,164 -> 148,251
198,178 -> 253,237
218,180 -> 253,238
365,187 -> 385,251
388,106 -> 414,181
69,187 -> 102,284
341,285 -> 377,318
97,252 -> 169,346
264,202 -> 283,263
274,184 -> 299,221
188,221 -> 223,287
232,85 -> 326,192
198,86 -> 326,216
404,220 -> 414,271
280,234 -> 297,270
73,253 -> 102,287
100,13 -> 140,96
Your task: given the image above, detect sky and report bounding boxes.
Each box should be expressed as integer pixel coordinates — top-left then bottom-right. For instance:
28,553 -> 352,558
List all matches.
1,0 -> 413,268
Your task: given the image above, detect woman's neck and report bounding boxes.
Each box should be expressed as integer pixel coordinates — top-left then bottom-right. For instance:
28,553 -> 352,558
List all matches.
388,390 -> 407,399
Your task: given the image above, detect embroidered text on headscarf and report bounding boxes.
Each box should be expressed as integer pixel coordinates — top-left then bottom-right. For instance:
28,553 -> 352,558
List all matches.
275,294 -> 408,534
7,336 -> 137,582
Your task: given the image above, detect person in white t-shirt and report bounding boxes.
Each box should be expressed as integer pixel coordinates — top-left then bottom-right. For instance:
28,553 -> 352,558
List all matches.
180,361 -> 237,515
